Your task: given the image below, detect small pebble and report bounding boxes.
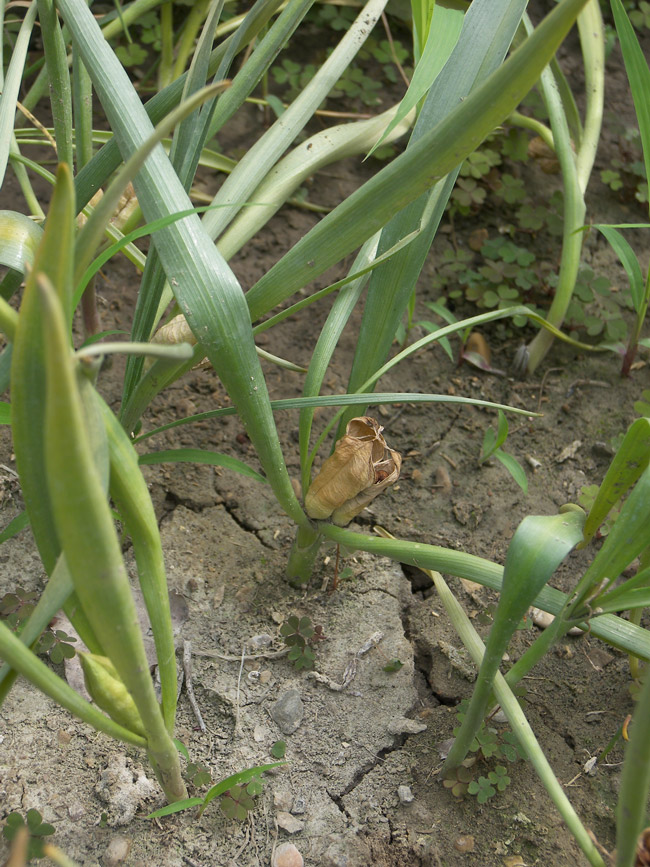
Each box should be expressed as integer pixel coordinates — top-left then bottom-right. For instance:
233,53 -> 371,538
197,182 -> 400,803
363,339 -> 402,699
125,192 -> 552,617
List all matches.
270,689 -> 304,734
275,811 -> 305,834
259,669 -> 272,684
104,835 -> 132,866
274,790 -> 293,812
291,795 -> 306,815
387,717 -> 427,736
272,841 -> 304,867
249,633 -> 273,649
397,785 -> 414,804
454,834 -> 475,853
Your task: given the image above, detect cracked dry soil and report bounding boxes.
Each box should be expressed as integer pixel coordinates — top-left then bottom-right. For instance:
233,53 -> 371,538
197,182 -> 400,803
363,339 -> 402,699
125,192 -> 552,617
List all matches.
2,24 -> 650,867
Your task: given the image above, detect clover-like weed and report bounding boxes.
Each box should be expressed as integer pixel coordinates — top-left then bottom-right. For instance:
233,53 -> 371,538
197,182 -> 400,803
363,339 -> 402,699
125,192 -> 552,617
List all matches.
2,810 -> 55,860
220,780 -> 261,822
280,614 -> 320,670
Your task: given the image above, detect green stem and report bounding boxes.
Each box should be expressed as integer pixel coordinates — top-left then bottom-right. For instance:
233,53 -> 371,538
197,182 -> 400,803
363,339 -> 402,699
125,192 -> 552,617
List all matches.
317,523 -> 650,661
616,660 -> 650,866
37,0 -> 74,169
159,1 -> 174,89
526,1 -> 604,374
171,0 -> 210,81
286,525 -> 323,584
508,110 -> 554,149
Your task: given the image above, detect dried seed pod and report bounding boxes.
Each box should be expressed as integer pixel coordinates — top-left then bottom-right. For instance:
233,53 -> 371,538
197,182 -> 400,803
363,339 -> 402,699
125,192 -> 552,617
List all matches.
305,417 -> 401,526
78,652 -> 146,737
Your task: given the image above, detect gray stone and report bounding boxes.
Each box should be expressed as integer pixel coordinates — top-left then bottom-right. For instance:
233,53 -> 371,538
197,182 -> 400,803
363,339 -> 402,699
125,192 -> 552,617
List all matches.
397,784 -> 414,804
270,689 -> 304,734
276,811 -> 305,833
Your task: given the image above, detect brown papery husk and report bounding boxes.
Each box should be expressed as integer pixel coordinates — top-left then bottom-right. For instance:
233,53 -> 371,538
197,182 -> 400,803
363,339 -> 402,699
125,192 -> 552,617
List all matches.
305,417 -> 401,524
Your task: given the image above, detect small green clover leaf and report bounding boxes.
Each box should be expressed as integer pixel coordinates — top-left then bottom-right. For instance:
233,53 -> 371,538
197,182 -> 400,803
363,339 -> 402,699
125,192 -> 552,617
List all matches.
37,629 -> 77,663
246,776 -> 264,797
287,644 -> 315,670
498,732 -> 527,763
186,762 -> 212,788
442,765 -> 473,798
2,810 -> 55,859
271,741 -> 286,759
468,775 -> 497,804
488,765 -> 511,792
280,615 -> 314,647
220,785 -> 256,821
476,728 -> 499,759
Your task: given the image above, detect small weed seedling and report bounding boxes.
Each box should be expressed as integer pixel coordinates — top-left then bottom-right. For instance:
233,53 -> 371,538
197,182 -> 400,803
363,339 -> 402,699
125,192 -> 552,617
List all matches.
2,810 -> 55,860
442,699 -> 525,803
280,614 -> 322,670
480,410 -> 528,493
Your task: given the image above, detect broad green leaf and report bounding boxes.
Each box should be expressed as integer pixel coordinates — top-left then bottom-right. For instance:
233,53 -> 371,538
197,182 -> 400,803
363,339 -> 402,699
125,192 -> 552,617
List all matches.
138,448 -> 267,484
439,508 -> 585,772
0,401 -> 10,424
581,418 -> 650,545
497,510 -> 585,640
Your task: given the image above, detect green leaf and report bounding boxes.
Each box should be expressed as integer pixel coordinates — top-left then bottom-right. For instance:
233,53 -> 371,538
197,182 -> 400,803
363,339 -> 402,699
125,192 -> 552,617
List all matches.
174,738 -> 191,762
271,740 -> 286,759
494,449 -> 528,494
200,762 -> 286,815
367,3 -> 463,157
581,417 -> 650,545
0,511 -> 29,545
138,448 -> 267,484
592,225 -> 645,312
611,0 -> 650,218
383,658 -> 404,673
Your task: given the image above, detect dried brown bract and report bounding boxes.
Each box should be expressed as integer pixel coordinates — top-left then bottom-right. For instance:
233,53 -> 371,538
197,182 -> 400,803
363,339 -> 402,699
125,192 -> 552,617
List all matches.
305,417 -> 401,526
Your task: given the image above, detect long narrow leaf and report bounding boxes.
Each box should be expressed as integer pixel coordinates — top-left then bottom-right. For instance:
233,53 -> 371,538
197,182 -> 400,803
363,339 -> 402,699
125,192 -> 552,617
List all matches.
57,0 -> 309,531
245,0 -> 592,321
138,448 -> 267,483
611,0 -> 650,214
581,417 -> 650,545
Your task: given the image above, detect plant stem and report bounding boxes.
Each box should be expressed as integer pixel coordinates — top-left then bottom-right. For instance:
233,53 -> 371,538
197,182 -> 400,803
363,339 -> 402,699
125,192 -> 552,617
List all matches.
317,523 -> 650,661
286,525 -> 323,584
616,659 -> 650,866
525,0 -> 604,374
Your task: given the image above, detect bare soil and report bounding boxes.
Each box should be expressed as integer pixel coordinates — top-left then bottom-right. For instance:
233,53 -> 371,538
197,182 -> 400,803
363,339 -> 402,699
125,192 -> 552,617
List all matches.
2,17 -> 650,867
